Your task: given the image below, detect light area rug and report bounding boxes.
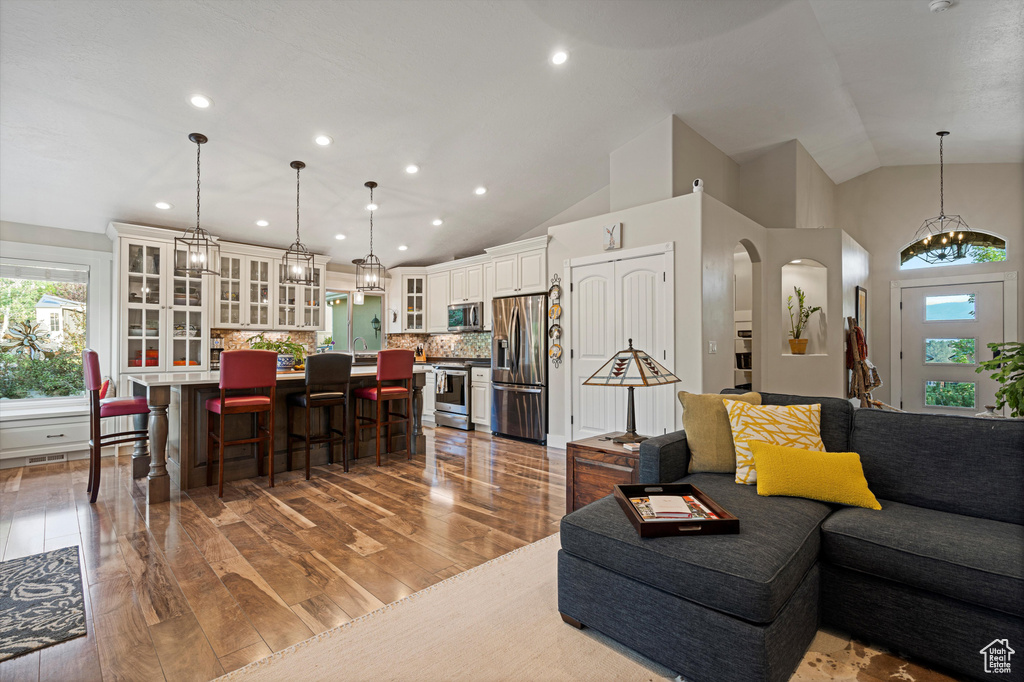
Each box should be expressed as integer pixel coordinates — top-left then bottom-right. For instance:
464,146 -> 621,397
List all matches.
219,534 -> 956,682
219,534 -> 676,682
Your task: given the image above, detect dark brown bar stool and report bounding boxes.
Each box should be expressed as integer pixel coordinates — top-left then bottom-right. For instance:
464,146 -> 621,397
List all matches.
286,352 -> 352,479
354,349 -> 415,466
206,349 -> 277,497
83,349 -> 150,504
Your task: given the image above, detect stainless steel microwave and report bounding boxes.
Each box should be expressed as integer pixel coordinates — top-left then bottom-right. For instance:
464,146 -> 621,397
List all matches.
448,301 -> 483,332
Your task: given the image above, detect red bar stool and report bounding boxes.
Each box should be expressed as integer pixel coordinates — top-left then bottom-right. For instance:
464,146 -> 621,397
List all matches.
354,349 -> 415,466
83,349 -> 150,504
206,349 -> 277,497
286,352 -> 353,479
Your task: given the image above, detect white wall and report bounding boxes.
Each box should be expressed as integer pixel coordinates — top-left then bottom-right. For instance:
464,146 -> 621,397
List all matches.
671,116 -> 741,210
516,185 -> 610,241
738,142 -> 797,230
795,141 -> 836,230
835,162 -> 1024,404
547,193 -> 703,441
733,247 -> 753,312
1,220 -> 112,252
609,117 -> 674,212
700,196 -> 766,394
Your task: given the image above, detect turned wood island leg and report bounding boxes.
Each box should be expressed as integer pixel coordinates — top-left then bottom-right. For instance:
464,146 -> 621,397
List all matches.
146,385 -> 171,505
131,412 -> 150,479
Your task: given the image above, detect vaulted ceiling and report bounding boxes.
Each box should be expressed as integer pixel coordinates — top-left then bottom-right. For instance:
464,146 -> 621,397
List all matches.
1,0 -> 1021,266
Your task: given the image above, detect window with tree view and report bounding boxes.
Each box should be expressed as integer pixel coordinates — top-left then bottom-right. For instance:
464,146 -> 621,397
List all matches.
1,259 -> 89,401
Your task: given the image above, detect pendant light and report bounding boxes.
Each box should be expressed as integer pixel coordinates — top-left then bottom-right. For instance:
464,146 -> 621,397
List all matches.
174,133 -> 220,275
905,131 -> 972,265
282,160 -> 315,285
354,181 -> 386,292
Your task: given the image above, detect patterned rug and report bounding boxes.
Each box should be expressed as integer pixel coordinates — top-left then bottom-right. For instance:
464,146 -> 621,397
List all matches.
0,546 -> 87,661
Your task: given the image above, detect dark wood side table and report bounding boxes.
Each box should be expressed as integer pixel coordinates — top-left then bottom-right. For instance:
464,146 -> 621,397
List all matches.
565,433 -> 645,514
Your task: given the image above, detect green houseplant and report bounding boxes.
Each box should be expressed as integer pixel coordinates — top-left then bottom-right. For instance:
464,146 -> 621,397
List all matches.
247,332 -> 306,370
976,341 -> 1023,417
786,287 -> 822,355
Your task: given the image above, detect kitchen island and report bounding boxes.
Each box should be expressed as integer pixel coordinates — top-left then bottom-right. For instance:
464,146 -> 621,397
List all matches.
125,364 -> 430,505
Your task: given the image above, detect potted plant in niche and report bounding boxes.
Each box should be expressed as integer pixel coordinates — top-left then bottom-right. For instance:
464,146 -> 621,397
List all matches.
248,332 -> 306,371
976,341 -> 1023,417
787,287 -> 822,355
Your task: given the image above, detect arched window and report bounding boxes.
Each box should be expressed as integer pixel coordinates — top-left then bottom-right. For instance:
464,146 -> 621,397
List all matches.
900,231 -> 1006,270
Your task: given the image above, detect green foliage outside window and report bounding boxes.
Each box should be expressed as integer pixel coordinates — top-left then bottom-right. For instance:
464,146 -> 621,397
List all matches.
925,381 -> 975,408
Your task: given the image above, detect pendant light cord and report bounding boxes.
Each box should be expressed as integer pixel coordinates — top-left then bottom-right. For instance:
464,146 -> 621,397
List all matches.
939,134 -> 944,217
196,140 -> 202,231
295,165 -> 301,244
368,185 -> 374,256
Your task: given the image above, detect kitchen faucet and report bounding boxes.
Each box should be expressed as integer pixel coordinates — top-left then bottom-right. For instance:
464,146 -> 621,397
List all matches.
353,337 -> 369,351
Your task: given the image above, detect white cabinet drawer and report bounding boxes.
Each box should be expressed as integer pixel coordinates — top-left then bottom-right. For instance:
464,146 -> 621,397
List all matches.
471,367 -> 491,382
1,418 -> 90,456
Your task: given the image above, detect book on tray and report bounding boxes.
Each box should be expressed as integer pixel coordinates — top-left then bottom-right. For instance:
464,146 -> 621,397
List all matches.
628,495 -> 720,522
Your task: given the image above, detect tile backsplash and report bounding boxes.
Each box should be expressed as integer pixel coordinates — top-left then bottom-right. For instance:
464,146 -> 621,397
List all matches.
212,329 -> 318,357
386,332 -> 491,358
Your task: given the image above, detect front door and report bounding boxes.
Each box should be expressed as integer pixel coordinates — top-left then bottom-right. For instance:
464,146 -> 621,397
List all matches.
900,282 -> 1004,415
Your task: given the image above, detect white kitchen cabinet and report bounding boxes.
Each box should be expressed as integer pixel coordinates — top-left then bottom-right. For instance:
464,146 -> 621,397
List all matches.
426,271 -> 450,333
492,254 -> 518,297
215,253 -> 244,329
449,264 -> 484,304
275,261 -> 325,331
422,369 -> 436,425
450,267 -> 467,303
401,273 -> 427,332
244,256 -> 274,329
517,249 -> 546,293
483,261 -> 494,331
214,253 -> 274,331
119,238 -> 208,372
486,236 -> 550,297
471,367 -> 491,431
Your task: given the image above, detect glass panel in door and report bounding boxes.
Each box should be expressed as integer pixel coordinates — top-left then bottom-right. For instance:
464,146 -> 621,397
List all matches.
218,255 -> 242,326
405,276 -> 424,331
277,263 -> 297,327
172,309 -> 203,368
125,242 -> 163,369
302,267 -> 322,328
247,258 -> 271,327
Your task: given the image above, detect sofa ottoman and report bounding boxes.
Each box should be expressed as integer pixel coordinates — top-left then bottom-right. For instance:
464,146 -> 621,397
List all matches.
558,473 -> 831,682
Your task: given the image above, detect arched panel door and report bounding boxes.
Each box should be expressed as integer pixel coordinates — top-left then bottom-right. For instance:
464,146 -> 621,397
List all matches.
570,262 -> 617,441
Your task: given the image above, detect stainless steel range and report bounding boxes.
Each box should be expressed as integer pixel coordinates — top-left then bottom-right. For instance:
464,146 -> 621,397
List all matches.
433,363 -> 474,431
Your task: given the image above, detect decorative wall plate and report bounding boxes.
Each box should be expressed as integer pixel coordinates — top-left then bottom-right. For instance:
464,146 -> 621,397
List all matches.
548,283 -> 561,301
548,324 -> 561,340
548,303 -> 562,319
549,344 -> 562,360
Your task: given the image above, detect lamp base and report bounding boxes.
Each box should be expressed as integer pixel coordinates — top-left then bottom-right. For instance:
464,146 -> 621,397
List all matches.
612,431 -> 647,444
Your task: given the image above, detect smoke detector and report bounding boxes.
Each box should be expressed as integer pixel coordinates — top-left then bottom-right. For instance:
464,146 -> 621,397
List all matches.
929,0 -> 953,12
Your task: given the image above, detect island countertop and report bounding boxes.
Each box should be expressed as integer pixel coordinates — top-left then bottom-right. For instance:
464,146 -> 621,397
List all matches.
125,364 -> 431,387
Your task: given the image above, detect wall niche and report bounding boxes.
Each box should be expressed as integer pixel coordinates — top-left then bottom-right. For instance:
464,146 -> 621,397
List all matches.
781,259 -> 827,355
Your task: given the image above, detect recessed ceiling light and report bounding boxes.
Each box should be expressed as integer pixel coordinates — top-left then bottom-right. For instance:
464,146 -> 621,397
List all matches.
256,220 -> 269,227
398,245 -> 408,251
405,164 -> 419,174
189,94 -> 212,109
551,51 -> 568,65
155,201 -> 172,210
432,218 -> 443,226
314,135 -> 333,146
474,186 -> 487,195
790,259 -> 802,264
335,234 -> 346,240
366,202 -> 378,211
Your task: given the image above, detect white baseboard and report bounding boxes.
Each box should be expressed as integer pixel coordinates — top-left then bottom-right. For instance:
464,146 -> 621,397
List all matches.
546,433 -> 568,449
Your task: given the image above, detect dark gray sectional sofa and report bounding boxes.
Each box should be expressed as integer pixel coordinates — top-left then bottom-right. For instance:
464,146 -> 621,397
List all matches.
557,392 -> 1024,682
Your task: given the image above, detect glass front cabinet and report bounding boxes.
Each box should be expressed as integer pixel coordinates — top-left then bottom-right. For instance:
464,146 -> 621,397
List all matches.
111,224 -> 330,375
119,237 -> 208,372
402,273 -> 426,332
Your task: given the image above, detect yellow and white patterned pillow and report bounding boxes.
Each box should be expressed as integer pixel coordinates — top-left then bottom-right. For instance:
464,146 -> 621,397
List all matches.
724,400 -> 825,485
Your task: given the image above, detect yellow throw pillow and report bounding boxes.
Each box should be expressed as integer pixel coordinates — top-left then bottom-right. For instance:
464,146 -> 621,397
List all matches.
724,400 -> 825,485
750,441 -> 882,510
678,391 -> 762,473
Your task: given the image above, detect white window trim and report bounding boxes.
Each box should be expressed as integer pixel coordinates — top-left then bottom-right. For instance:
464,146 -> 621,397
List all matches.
0,240 -> 112,415
889,270 -> 1018,409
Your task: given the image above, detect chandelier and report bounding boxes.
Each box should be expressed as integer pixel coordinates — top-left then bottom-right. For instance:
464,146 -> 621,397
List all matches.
174,133 -> 220,275
904,131 -> 972,265
354,181 -> 386,292
281,160 -> 315,285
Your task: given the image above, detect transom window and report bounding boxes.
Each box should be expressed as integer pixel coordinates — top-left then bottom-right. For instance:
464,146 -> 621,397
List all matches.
900,231 -> 1006,270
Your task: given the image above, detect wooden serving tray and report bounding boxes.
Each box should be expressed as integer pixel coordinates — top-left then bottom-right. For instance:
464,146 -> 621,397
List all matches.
613,483 -> 739,538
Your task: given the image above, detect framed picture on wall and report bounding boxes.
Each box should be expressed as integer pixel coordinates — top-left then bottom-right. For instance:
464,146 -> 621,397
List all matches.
855,286 -> 868,335
603,223 -> 621,251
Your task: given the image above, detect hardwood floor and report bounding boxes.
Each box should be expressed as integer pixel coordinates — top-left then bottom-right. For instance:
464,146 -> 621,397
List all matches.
0,428 -> 565,681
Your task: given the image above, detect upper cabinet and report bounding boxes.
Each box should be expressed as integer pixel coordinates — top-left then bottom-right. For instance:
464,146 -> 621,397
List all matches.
426,271 -> 450,333
449,262 -> 484,303
387,267 -> 428,333
108,222 -> 330,375
486,236 -> 549,296
483,261 -> 495,331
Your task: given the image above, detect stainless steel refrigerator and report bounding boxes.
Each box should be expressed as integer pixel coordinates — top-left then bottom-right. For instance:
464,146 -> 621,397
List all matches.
491,293 -> 547,443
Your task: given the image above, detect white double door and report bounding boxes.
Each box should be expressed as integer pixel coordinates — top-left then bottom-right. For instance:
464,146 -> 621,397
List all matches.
570,253 -> 673,441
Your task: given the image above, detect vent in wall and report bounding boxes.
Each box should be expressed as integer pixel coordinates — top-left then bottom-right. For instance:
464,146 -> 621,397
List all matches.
27,453 -> 67,465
